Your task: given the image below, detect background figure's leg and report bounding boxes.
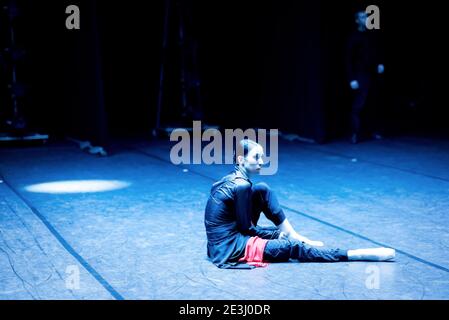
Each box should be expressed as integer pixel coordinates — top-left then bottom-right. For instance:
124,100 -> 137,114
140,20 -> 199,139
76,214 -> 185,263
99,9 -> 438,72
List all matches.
370,77 -> 385,137
351,85 -> 369,142
251,182 -> 286,226
263,239 -> 348,263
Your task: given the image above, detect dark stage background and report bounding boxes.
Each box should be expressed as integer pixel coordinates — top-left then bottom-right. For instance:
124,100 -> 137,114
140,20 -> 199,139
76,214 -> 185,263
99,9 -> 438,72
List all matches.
1,0 -> 447,145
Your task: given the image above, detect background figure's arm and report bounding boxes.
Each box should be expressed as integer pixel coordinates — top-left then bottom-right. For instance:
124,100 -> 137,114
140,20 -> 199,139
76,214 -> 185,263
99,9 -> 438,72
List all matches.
346,33 -> 362,90
345,34 -> 357,87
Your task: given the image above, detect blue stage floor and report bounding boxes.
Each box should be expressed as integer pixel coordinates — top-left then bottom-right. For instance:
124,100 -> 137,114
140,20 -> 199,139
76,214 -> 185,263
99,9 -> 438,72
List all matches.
1,135 -> 449,299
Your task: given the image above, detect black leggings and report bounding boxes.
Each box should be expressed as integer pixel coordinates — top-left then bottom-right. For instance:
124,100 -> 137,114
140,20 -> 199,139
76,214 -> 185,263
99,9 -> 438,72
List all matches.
263,239 -> 348,262
351,77 -> 384,136
251,182 -> 348,263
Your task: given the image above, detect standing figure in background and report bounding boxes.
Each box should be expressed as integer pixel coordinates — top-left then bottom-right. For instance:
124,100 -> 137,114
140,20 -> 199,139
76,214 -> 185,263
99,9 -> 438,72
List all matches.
346,11 -> 385,144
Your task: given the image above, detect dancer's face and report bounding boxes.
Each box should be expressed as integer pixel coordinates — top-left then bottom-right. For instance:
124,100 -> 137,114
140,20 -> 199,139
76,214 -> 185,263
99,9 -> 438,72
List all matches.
239,145 -> 264,175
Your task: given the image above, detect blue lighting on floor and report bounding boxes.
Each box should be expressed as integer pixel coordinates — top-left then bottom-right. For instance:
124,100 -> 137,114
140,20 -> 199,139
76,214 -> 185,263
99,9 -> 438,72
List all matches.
24,180 -> 131,194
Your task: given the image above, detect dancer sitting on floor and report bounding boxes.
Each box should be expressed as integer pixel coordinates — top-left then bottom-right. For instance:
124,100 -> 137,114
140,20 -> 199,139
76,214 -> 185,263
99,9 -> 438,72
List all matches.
204,138 -> 395,269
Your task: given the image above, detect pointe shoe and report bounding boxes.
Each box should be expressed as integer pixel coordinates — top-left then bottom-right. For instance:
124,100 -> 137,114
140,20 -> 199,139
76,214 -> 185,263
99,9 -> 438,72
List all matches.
347,247 -> 395,261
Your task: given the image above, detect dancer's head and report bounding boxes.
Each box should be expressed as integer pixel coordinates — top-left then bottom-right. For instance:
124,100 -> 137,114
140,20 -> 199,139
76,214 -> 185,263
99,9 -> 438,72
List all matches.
355,11 -> 368,32
235,138 -> 264,175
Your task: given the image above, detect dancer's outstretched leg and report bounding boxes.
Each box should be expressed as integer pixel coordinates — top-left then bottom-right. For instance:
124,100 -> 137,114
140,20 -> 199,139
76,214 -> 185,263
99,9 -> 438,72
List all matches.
263,239 -> 395,263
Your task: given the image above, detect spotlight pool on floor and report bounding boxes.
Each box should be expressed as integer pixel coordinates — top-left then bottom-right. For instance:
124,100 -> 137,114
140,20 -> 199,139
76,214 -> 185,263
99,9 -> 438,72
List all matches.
24,180 -> 131,194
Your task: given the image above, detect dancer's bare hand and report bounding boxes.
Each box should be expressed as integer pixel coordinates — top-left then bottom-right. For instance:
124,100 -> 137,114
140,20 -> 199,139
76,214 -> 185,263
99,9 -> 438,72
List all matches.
289,232 -> 324,247
278,232 -> 289,240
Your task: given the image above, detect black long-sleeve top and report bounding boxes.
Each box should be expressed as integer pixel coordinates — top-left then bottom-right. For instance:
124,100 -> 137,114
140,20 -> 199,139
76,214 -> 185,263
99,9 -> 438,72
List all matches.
345,30 -> 384,82
204,165 -> 280,269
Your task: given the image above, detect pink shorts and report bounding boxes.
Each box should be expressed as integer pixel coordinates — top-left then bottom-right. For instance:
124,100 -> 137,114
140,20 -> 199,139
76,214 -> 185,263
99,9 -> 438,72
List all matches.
238,236 -> 269,267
